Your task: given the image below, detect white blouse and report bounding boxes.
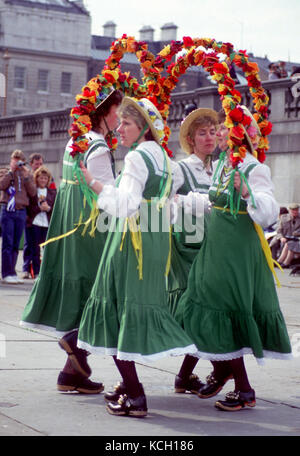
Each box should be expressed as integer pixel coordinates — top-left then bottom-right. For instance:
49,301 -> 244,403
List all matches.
32,188 -> 48,227
178,153 -> 279,229
85,131 -> 115,186
177,153 -> 213,190
97,141 -> 183,218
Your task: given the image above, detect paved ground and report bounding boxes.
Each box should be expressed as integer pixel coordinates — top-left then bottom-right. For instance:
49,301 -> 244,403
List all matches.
0,247 -> 300,440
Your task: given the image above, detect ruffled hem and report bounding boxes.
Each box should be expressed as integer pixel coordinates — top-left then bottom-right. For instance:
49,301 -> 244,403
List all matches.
78,340 -> 197,363
19,321 -> 77,338
191,347 -> 293,365
20,272 -> 98,333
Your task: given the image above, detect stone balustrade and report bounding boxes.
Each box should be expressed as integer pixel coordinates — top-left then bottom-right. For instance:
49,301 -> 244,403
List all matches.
0,78 -> 299,204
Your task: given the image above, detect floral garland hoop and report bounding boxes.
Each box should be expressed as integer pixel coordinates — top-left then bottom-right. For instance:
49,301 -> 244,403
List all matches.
69,35 -> 272,169
149,37 -> 272,167
69,35 -> 174,160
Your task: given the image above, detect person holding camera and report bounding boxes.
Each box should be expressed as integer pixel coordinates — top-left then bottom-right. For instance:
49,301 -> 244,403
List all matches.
0,149 -> 36,284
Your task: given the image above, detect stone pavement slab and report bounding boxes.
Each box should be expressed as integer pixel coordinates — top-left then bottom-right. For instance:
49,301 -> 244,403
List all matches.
0,249 -> 300,437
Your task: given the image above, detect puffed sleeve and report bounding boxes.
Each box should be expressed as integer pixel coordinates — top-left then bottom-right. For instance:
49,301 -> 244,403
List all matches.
97,150 -> 148,218
244,164 -> 279,228
86,147 -> 115,185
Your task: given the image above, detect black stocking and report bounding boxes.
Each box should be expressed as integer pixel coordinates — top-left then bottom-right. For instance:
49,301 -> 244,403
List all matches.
229,357 -> 252,392
210,360 -> 232,381
113,356 -> 143,398
178,354 -> 199,380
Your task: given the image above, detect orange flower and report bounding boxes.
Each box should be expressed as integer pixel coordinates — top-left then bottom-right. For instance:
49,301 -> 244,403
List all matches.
238,146 -> 247,158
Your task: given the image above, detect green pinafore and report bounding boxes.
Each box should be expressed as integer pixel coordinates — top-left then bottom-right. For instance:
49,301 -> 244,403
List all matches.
78,146 -> 196,361
175,157 -> 292,362
167,160 -> 210,315
21,139 -> 110,334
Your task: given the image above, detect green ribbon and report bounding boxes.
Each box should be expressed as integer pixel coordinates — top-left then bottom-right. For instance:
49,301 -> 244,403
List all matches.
72,159 -> 98,210
213,151 -> 256,217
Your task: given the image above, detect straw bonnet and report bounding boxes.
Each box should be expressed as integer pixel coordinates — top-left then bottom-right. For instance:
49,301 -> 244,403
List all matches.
179,108 -> 218,154
121,97 -> 165,144
95,86 -> 116,109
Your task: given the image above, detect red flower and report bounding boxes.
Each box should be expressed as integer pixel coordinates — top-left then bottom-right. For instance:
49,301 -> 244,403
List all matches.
213,62 -> 228,74
246,75 -> 261,89
118,73 -> 127,83
231,125 -> 245,139
170,40 -> 182,54
260,121 -> 272,135
183,36 -> 194,48
229,107 -> 244,123
257,149 -> 266,163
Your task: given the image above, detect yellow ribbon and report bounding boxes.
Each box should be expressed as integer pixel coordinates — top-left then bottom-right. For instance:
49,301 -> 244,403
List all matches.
119,207 -> 172,280
213,206 -> 248,214
120,215 -> 143,280
40,198 -> 99,247
61,179 -> 79,185
253,223 -> 282,287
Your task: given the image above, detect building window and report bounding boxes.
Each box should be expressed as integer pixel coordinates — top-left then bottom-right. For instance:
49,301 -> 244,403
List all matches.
38,69 -> 49,92
61,72 -> 72,93
14,66 -> 26,89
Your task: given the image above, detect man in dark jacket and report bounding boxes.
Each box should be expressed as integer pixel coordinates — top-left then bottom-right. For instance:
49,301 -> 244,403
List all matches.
0,149 -> 36,283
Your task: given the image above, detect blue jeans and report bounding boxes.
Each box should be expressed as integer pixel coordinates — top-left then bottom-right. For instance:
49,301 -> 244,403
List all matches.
23,225 -> 48,275
1,206 -> 26,278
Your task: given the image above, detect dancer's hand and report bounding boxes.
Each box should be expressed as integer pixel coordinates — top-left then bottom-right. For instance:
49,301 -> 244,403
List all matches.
79,161 -> 103,195
79,161 -> 93,185
234,173 -> 249,198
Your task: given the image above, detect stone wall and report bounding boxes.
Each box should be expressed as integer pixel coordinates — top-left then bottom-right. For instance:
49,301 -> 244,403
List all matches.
0,78 -> 299,206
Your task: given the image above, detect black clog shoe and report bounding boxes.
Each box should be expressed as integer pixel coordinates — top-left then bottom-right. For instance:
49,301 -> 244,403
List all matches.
215,389 -> 256,411
174,374 -> 205,394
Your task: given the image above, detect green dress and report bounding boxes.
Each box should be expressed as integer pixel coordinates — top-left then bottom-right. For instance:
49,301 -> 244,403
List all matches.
167,157 -> 211,315
20,137 -> 111,334
78,142 -> 197,362
175,154 -> 292,363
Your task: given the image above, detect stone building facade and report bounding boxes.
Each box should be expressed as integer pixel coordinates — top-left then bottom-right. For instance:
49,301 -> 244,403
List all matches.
0,0 -> 90,116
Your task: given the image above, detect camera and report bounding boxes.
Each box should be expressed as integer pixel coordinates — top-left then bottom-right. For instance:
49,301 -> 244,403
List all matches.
17,160 -> 26,167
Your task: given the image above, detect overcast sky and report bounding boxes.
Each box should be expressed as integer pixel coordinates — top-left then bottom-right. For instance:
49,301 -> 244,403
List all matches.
84,0 -> 300,64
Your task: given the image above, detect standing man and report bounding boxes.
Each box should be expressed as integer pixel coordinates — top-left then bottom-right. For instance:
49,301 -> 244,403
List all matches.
0,149 -> 36,283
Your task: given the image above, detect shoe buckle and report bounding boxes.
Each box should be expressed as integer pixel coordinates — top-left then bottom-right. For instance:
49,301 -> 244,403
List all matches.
189,374 -> 199,381
206,373 -> 217,385
118,394 -> 128,406
225,391 -> 239,401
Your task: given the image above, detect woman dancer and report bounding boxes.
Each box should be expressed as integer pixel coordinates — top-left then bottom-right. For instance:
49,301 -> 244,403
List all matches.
168,107 -> 218,316
21,89 -> 123,394
175,106 -> 292,411
78,96 -> 197,417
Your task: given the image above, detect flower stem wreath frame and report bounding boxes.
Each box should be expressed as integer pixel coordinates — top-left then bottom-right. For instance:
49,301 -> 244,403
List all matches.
153,37 -> 272,167
69,35 -> 272,169
69,35 -> 172,160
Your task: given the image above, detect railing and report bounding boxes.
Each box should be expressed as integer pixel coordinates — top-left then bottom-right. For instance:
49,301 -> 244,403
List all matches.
0,77 -> 299,150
